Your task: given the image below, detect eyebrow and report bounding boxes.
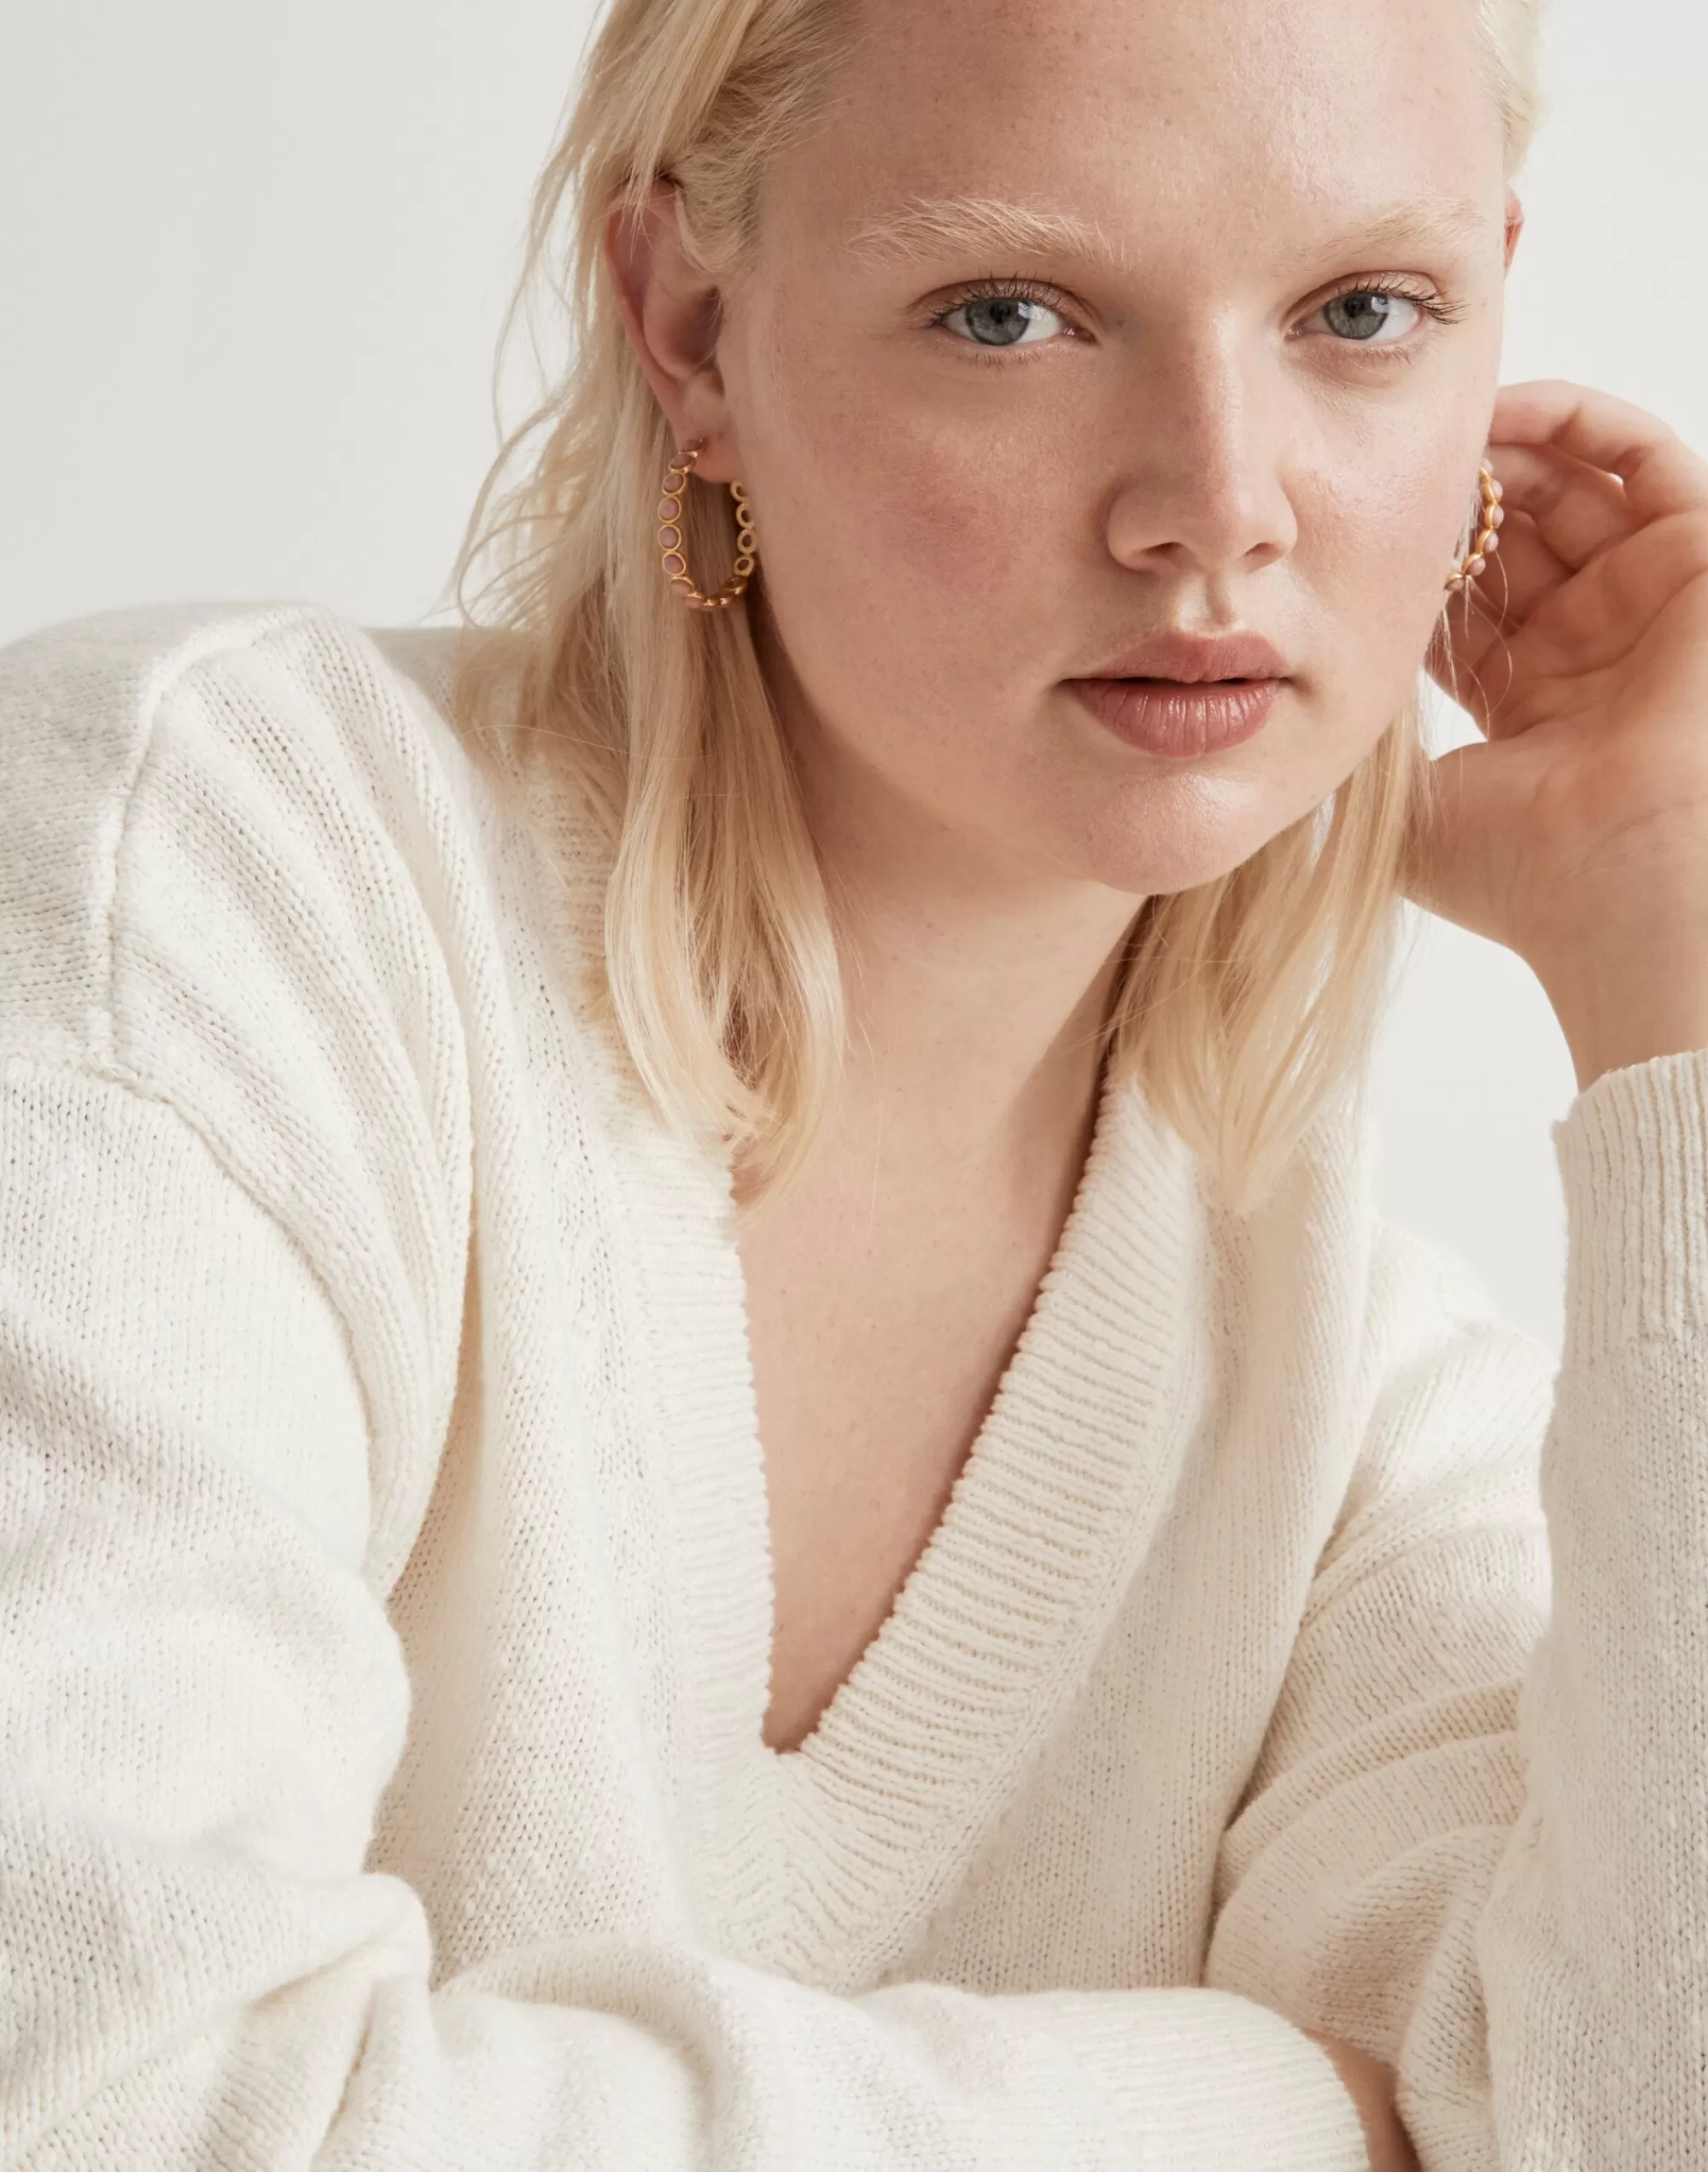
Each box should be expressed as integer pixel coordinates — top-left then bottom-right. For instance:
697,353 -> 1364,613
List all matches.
843,192 -> 1497,278
1330,197 -> 1500,263
845,196 -> 1134,277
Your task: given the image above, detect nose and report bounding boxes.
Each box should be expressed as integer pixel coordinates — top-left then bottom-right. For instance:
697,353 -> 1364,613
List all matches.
1103,335 -> 1299,584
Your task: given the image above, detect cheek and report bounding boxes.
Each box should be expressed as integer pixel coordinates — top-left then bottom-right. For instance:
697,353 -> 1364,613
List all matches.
1301,445 -> 1471,717
752,425 -> 1066,685
1338,441 -> 1478,607
1199,445 -> 1477,863
737,316 -> 1091,705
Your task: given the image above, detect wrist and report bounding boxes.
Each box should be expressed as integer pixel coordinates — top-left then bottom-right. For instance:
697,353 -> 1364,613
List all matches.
1531,954 -> 1708,1094
1560,1013 -> 1708,1098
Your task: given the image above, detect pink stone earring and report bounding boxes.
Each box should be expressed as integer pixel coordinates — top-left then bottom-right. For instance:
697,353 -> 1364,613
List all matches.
1446,460 -> 1505,593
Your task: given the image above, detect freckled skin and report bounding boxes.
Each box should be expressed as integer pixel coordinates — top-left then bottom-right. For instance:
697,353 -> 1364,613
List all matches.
696,0 -> 1512,899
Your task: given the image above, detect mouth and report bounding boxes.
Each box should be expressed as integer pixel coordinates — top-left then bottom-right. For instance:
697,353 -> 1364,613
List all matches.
1066,676 -> 1283,758
1063,631 -> 1290,759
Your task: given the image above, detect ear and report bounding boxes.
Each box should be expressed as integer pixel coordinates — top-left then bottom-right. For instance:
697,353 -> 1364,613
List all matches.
604,180 -> 739,479
1503,189 -> 1524,270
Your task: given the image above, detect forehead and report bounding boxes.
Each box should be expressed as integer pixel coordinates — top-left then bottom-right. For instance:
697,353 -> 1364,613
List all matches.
787,0 -> 1506,263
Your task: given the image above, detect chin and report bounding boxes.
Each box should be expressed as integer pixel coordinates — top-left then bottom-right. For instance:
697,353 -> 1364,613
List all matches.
1064,778 -> 1313,899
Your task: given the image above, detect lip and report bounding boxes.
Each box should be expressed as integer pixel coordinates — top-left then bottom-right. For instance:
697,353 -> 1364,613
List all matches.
1073,631 -> 1289,684
1064,629 -> 1290,759
1068,676 -> 1281,758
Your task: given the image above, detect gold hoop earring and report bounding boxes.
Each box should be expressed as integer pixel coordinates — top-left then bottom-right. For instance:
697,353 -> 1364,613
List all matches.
1445,460 -> 1505,594
658,438 -> 757,610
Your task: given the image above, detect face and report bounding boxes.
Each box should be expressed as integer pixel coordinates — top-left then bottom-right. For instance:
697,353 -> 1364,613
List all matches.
677,0 -> 1513,897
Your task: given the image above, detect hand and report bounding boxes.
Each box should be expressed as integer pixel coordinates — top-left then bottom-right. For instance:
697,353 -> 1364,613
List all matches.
1404,380 -> 1708,1091
1301,2029 -> 1422,2172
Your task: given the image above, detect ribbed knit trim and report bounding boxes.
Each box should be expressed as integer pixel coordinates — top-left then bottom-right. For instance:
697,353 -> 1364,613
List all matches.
648,1052 -> 1202,1989
518,735 -> 1208,1988
1555,1045 -> 1708,1358
619,1091 -> 787,1953
763,1068 -> 1203,1989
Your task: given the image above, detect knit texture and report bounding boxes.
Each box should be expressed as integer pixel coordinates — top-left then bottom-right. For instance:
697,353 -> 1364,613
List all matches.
2,603 -> 1705,2169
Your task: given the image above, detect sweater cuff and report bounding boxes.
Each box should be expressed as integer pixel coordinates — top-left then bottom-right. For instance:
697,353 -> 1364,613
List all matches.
1003,1987 -> 1372,2171
1554,1044 -> 1708,1355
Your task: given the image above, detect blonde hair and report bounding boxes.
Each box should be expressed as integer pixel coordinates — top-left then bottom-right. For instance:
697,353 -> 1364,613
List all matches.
450,0 -> 1544,1218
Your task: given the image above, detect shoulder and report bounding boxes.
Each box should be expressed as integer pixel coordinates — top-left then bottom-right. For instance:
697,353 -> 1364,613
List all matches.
0,601 -> 487,1073
1225,1080 -> 1558,1490
0,604 -> 502,1592
0,598 -> 475,827
0,605 -> 492,1504
1335,1108 -> 1558,1519
1294,1077 -> 1553,1368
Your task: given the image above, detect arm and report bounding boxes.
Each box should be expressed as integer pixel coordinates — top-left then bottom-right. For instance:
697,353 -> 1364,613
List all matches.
1474,1051 -> 1708,2167
1204,1180 -> 1553,2171
1208,1051 -> 1708,2170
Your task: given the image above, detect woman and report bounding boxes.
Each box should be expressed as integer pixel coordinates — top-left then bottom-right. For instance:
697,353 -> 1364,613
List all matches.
3,0 -> 1705,2165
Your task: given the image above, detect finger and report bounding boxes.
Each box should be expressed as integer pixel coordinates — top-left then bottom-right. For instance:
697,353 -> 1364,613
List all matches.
1436,509 -> 1708,729
1490,379 -> 1708,524
1556,509 -> 1708,667
1488,442 -> 1638,573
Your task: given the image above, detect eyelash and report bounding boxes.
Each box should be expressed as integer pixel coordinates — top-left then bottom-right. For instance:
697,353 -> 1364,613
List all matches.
1308,275 -> 1469,339
927,272 -> 1467,358
925,276 -> 1079,350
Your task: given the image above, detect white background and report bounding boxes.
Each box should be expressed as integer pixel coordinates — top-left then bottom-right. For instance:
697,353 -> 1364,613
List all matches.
3,0 -> 1703,1351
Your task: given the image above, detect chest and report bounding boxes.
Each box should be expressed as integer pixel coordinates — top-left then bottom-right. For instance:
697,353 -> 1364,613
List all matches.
737,1181 -> 1079,1754
375,775 -> 1376,1992
376,970 -> 1369,1993
384,1141 -> 1321,1989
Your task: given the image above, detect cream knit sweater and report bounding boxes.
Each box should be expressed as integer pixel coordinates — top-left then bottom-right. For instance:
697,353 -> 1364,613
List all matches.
3,602 -> 1706,2172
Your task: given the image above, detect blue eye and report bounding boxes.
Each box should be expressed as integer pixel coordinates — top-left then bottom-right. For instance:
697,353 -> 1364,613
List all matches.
1319,290 -> 1425,343
940,294 -> 1067,347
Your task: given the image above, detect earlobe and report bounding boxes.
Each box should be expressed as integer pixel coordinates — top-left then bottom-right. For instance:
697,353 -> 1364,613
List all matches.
603,181 -> 735,471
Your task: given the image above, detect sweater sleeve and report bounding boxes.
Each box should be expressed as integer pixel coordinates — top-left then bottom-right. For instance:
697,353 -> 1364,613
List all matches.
0,609 -> 1378,2172
1206,1052 -> 1708,2171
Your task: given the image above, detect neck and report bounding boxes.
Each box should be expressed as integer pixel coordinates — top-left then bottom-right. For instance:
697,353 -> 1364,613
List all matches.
783,692 -> 1144,1182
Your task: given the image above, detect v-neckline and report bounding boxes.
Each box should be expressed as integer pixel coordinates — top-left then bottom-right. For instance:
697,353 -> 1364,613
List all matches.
746,1061 -> 1122,1772
611,1039 -> 1205,1987
516,742 -> 1205,1988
